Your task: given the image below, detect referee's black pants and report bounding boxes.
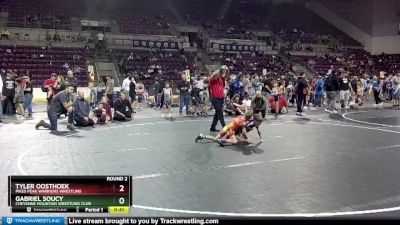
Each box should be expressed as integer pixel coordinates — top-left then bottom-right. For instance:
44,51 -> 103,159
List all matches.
210,97 -> 225,130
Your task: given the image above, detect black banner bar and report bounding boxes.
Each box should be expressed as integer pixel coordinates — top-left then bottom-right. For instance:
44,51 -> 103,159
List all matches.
66,217 -> 400,225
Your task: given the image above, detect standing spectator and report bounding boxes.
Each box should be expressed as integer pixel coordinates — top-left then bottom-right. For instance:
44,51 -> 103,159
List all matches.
392,75 -> 400,108
153,78 -> 162,109
23,76 -> 33,118
113,93 -> 133,121
35,84 -> 75,133
371,75 -> 382,106
251,91 -> 267,118
53,31 -> 61,42
262,76 -> 272,113
14,80 -> 25,117
136,83 -> 145,110
53,75 -> 66,95
73,90 -> 94,127
129,77 -> 137,109
242,74 -> 251,96
43,73 -> 57,105
251,75 -> 263,93
286,81 -> 295,106
121,76 -> 131,98
161,82 -> 173,118
324,71 -> 340,113
229,74 -> 244,98
2,73 -> 16,116
339,73 -> 351,110
178,74 -> 191,116
295,73 -> 308,116
97,31 -> 105,50
209,66 -> 229,132
105,75 -> 114,108
314,76 -> 325,108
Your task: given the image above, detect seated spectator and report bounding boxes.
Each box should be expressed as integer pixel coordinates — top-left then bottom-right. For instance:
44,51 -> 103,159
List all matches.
73,90 -> 94,127
94,102 -> 111,124
100,96 -> 112,121
113,93 -> 133,121
231,94 -> 246,115
242,94 -> 252,111
269,96 -> 288,114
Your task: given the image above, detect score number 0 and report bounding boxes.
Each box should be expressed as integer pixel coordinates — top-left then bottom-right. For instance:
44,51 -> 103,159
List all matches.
119,185 -> 125,205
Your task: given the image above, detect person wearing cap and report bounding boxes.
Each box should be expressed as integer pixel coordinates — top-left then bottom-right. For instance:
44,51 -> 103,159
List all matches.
209,65 -> 229,132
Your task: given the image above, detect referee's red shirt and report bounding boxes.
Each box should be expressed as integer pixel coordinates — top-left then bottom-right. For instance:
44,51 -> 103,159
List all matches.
210,77 -> 225,99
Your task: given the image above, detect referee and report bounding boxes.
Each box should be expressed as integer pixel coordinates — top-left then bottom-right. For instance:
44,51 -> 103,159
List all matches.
209,65 -> 229,132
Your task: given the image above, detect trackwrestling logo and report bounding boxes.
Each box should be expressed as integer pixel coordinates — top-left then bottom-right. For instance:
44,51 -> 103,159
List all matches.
6,217 -> 12,224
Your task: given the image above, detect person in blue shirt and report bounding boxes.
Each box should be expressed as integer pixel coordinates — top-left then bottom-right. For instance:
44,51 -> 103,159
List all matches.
371,75 -> 382,106
229,75 -> 244,99
314,76 -> 325,108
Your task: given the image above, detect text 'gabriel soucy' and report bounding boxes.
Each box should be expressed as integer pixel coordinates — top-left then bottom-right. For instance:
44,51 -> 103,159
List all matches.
15,184 -> 71,190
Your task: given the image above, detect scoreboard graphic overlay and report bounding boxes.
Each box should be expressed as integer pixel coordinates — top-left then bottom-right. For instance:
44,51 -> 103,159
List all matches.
8,176 -> 132,213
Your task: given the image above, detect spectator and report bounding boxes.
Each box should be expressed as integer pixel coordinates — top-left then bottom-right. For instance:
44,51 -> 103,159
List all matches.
161,82 -> 173,118
153,78 -> 162,109
105,75 -> 114,108
14,79 -> 25,117
113,92 -> 133,121
45,30 -> 52,42
101,96 -> 112,122
1,28 -> 10,40
97,31 -> 105,50
371,75 -> 382,106
129,77 -> 137,109
295,73 -> 308,116
2,73 -> 16,116
178,73 -> 191,116
339,73 -> 351,110
35,84 -> 75,133
121,76 -> 131,98
94,102 -> 110,124
314,76 -> 325,108
324,70 -> 340,113
43,73 -> 57,105
23,76 -> 33,118
73,90 -> 94,127
251,75 -> 263,93
136,83 -> 145,110
251,91 -> 267,119
229,74 -> 244,98
231,94 -> 245,115
53,31 -> 61,42
269,95 -> 288,114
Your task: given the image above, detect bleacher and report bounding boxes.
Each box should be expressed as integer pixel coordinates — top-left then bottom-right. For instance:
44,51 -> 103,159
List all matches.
0,45 -> 88,87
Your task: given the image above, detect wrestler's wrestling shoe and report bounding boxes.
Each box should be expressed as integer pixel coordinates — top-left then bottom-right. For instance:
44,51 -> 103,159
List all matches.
195,133 -> 204,143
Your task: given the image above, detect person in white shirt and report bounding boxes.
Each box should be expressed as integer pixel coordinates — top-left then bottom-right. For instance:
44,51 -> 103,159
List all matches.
121,76 -> 131,100
97,31 -> 105,50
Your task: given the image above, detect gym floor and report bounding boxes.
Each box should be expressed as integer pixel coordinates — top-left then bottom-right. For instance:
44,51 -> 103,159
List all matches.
1,104 -> 400,218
